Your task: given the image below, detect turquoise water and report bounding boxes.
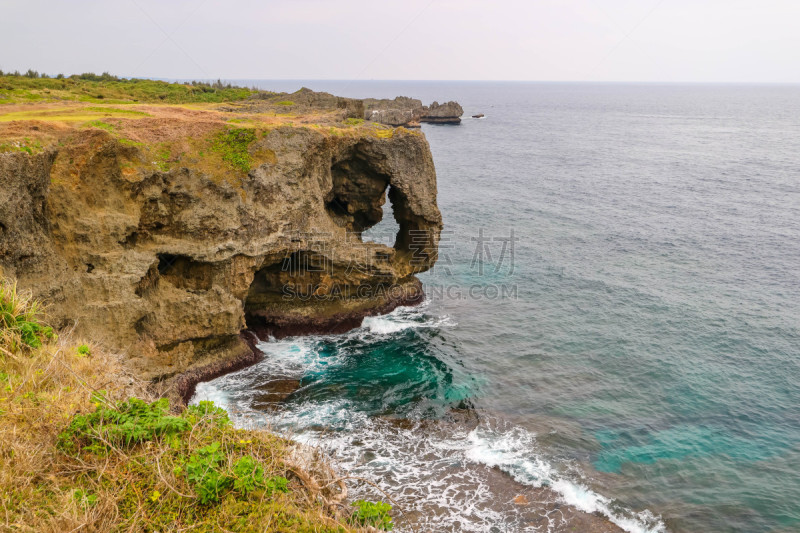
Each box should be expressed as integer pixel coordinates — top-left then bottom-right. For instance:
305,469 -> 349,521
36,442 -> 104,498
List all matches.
196,82 -> 800,532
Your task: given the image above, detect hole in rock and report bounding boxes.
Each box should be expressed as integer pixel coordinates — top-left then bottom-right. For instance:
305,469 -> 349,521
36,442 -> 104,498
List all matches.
243,251 -> 369,338
326,156 -> 390,233
362,192 -> 400,248
157,253 -> 178,274
246,252 -> 327,306
326,155 -> 411,251
155,253 -> 213,292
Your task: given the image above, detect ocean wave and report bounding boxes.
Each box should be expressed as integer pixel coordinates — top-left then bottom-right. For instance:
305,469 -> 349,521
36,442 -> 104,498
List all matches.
465,425 -> 666,533
194,377 -> 667,533
362,304 -> 455,335
191,302 -> 664,532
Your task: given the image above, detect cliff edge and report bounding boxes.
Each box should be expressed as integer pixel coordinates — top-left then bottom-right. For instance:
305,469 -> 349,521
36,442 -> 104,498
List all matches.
0,80 -> 442,399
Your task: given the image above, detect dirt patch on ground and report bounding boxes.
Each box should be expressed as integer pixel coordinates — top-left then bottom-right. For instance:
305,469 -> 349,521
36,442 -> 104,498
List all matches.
0,101 -> 385,153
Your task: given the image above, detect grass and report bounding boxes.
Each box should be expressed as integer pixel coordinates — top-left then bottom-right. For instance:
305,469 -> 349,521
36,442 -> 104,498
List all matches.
86,106 -> 151,117
117,138 -> 144,148
373,128 -> 394,139
0,277 -> 392,532
0,137 -> 44,154
211,127 -> 257,173
0,107 -> 152,123
84,119 -> 115,132
0,279 -> 55,352
154,145 -> 171,172
0,74 -> 256,104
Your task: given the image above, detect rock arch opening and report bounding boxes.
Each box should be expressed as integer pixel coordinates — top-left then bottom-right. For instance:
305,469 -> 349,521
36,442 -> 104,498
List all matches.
361,194 -> 399,248
242,146 -> 439,339
325,156 -> 390,234
324,152 -> 412,253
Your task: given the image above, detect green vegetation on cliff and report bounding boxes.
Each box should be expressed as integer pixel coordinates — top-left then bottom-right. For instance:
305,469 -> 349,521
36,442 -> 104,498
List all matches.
0,71 -> 256,104
0,278 -> 397,532
212,127 -> 258,173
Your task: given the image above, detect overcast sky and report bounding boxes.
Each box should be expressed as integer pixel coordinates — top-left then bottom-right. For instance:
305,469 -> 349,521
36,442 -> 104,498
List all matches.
2,0 -> 799,82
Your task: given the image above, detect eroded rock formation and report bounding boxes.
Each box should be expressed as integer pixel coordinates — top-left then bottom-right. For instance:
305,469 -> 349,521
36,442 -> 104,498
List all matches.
421,101 -> 464,124
0,121 -> 441,398
363,97 -> 425,127
364,97 -> 464,127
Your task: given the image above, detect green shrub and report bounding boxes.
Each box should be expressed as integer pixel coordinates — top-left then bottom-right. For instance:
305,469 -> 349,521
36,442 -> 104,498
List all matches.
350,500 -> 393,530
58,396 -> 190,453
343,118 -> 364,126
211,127 -> 257,173
184,400 -> 231,427
232,455 -> 263,495
76,344 -> 90,357
185,441 -> 231,504
183,443 -> 288,504
275,100 -> 294,106
0,73 -> 257,104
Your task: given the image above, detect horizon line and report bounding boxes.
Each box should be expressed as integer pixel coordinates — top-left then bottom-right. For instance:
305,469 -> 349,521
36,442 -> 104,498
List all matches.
155,78 -> 800,86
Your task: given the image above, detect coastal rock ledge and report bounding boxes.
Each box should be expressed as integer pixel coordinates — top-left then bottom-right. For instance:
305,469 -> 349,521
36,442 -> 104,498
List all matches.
0,110 -> 442,400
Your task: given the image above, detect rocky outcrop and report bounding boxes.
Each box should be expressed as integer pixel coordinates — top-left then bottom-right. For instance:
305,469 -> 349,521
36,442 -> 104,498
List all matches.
364,97 -> 464,127
0,121 -> 442,393
221,88 -> 461,127
226,87 -> 365,120
421,101 -> 464,124
363,97 -> 425,127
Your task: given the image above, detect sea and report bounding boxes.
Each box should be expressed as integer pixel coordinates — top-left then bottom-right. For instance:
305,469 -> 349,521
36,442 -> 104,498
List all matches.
192,81 -> 800,533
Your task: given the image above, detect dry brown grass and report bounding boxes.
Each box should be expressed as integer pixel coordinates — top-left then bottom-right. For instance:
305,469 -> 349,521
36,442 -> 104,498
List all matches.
0,279 -> 360,532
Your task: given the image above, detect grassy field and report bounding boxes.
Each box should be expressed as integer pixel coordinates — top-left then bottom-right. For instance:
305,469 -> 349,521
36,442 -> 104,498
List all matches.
0,278 -> 395,531
0,72 -> 256,105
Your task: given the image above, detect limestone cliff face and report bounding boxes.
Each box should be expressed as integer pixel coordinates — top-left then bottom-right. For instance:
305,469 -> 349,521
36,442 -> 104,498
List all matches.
0,125 -> 441,394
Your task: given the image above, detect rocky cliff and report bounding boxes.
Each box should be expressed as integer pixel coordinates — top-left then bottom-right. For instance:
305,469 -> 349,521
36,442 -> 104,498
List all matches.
0,96 -> 442,400
363,96 -> 425,127
421,101 -> 464,124
364,97 -> 464,127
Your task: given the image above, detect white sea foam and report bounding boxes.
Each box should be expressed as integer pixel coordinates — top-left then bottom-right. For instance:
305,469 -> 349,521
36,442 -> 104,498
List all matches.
190,304 -> 665,533
193,381 -> 231,411
464,426 -> 667,533
254,338 -> 316,376
363,315 -> 415,334
362,303 -> 455,335
193,382 -> 667,533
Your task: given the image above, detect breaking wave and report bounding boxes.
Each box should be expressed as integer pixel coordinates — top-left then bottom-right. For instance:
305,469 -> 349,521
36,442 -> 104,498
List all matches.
192,304 -> 664,532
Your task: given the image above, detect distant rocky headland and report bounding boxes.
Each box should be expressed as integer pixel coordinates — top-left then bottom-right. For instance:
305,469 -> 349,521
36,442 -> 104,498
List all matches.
228,88 -> 465,127
364,97 -> 464,127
